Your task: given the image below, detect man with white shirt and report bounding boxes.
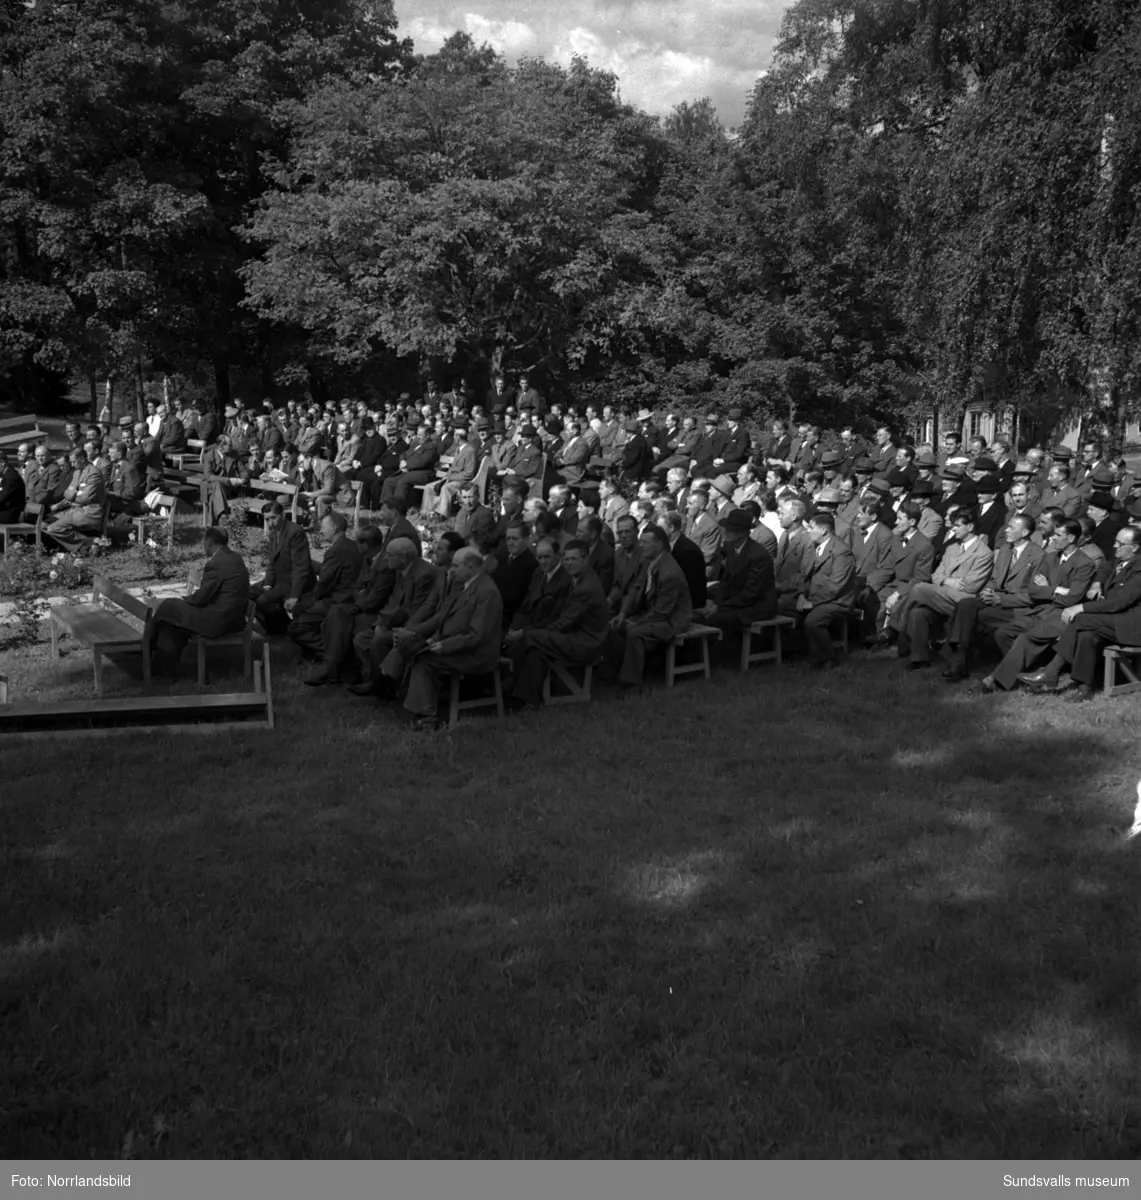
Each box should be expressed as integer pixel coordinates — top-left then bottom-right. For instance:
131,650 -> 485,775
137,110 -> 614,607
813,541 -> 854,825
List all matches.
893,507 -> 994,669
939,514 -> 1045,681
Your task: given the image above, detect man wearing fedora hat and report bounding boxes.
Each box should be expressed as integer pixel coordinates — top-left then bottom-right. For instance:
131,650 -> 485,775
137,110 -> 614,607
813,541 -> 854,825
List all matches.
618,417 -> 654,482
972,474 -> 1008,548
811,487 -> 853,548
1084,490 -> 1127,559
653,414 -> 700,478
712,408 -> 752,473
907,480 -> 944,544
690,413 -> 730,478
818,449 -> 843,486
697,507 -> 777,631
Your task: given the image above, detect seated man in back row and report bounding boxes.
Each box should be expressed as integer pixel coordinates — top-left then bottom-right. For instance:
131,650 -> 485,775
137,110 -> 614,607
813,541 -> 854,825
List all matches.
249,502 -> 316,634
144,527 -> 250,674
696,507 -> 777,632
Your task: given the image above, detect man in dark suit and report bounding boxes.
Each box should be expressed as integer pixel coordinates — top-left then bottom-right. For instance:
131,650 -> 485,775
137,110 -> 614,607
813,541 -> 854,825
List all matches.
682,488 -> 722,580
972,475 -> 1008,548
940,513 -> 1045,680
618,420 -> 654,483
250,503 -> 317,634
758,419 -> 793,470
689,414 -> 729,479
774,497 -> 814,617
492,522 -> 540,628
504,537 -> 573,638
348,419 -> 387,499
606,524 -> 693,686
381,423 -> 439,503
376,496 -> 422,557
387,546 -> 505,730
506,539 -> 610,710
554,420 -> 592,486
287,511 -> 363,655
980,518 -> 1097,692
714,409 -> 752,473
1084,491 -> 1127,559
333,535 -> 440,693
1016,526 -> 1141,701
582,517 -> 615,594
145,527 -> 250,673
453,483 -> 497,548
662,510 -> 707,610
106,442 -> 145,517
796,513 -> 856,669
874,503 -> 934,641
852,498 -> 896,637
0,449 -> 27,523
698,508 -> 776,631
156,404 -> 188,454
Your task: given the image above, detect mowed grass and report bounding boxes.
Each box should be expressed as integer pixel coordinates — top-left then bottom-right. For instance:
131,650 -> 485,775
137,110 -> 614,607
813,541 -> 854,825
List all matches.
2,630 -> 1141,1159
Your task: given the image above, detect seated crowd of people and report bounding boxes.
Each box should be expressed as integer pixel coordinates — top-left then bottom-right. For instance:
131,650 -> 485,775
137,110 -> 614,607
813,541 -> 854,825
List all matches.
9,374 -> 1141,725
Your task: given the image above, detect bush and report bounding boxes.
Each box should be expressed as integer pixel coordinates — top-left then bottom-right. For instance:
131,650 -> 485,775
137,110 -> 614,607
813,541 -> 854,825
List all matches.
0,543 -> 104,599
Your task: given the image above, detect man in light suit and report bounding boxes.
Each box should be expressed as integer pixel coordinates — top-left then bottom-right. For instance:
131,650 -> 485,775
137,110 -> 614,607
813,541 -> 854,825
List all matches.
774,497 -> 815,617
387,546 -> 505,729
249,503 -> 316,634
554,420 -> 592,487
298,451 -> 340,521
45,449 -> 106,544
423,422 -> 481,516
145,527 -> 250,673
683,487 -> 722,580
979,517 -> 1096,692
940,513 -> 1045,681
796,513 -> 856,669
606,524 -> 693,686
893,507 -> 994,668
1013,526 -> 1141,701
506,539 -> 610,709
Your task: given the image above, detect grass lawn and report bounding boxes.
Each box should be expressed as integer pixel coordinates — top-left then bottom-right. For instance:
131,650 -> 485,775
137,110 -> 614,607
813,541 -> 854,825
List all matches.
3,623 -> 1141,1161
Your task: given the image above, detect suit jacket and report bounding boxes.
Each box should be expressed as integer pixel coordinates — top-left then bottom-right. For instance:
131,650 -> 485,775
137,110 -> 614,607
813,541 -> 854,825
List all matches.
454,503 -> 496,548
511,564 -> 574,632
109,460 -> 144,502
0,463 -> 27,518
932,535 -> 993,595
377,437 -> 408,478
403,439 -> 439,472
872,441 -> 897,473
625,550 -> 693,631
555,437 -> 592,484
195,411 -> 219,448
1039,484 -> 1081,518
306,457 -> 339,498
355,432 -> 388,472
1088,512 -> 1127,561
296,426 -> 325,457
890,532 -> 934,600
619,433 -> 654,481
509,446 -> 544,484
802,537 -> 856,606
1080,558 -> 1141,645
774,526 -> 814,597
852,523 -> 896,593
376,556 -> 439,628
494,546 -> 540,625
420,573 -> 504,672
586,538 -> 615,594
383,516 -> 423,557
600,495 -> 631,535
446,440 -> 479,483
202,445 -> 241,482
983,541 -> 1046,608
62,464 -> 106,519
23,460 -> 65,506
1026,548 -> 1095,613
609,545 -> 644,610
311,533 -> 362,604
974,499 -> 1008,548
718,427 -> 752,470
759,433 -> 793,465
684,511 -> 722,578
544,567 -> 610,659
669,533 -> 707,610
691,431 -> 729,476
263,521 -> 316,599
709,538 -> 776,622
749,520 -> 778,559
258,425 -> 285,457
158,416 -> 187,453
177,546 -> 250,638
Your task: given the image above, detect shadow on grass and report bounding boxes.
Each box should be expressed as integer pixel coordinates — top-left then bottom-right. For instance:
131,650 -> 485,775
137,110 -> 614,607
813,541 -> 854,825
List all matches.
2,641 -> 1140,1158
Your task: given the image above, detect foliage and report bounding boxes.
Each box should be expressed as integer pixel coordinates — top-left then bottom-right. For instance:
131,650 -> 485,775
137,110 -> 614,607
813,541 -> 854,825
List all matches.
0,595 -> 50,649
0,543 -> 102,598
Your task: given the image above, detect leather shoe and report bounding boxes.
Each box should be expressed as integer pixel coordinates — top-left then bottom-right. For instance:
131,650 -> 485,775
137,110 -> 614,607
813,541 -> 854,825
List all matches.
942,666 -> 968,682
303,667 -> 339,687
1065,684 -> 1095,703
1016,669 -> 1059,689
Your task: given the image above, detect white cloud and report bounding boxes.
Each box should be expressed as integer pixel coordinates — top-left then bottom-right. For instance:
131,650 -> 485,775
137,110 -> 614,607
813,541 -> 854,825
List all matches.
396,0 -> 787,125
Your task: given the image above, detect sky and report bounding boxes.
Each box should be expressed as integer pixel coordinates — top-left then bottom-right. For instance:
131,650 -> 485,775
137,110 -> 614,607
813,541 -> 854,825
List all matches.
395,0 -> 790,129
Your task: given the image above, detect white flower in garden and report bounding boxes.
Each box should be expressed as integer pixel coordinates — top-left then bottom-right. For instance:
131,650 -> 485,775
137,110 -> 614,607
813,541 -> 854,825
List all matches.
49,571 -> 58,580
146,538 -> 158,549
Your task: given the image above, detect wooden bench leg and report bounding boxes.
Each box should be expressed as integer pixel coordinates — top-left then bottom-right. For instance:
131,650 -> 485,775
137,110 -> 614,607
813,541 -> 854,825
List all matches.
198,640 -> 207,687
50,613 -> 60,658
665,642 -> 676,687
702,637 -> 711,681
774,624 -> 783,666
448,674 -> 461,730
739,629 -> 751,673
93,648 -> 104,698
493,668 -> 504,719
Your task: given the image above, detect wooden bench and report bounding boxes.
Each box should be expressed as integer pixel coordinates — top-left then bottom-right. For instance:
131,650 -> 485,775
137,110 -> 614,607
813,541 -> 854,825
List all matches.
740,615 -> 796,671
0,647 -> 275,737
1,502 -> 44,552
1104,645 -> 1141,699
186,600 -> 262,686
50,574 -> 153,696
542,661 -> 594,706
0,414 -> 47,450
664,624 -> 722,687
447,669 -> 505,729
241,479 -> 301,522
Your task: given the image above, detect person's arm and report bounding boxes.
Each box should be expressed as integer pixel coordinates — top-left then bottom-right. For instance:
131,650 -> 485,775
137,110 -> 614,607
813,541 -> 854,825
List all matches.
435,585 -> 502,654
287,530 -> 311,600
185,559 -> 223,608
958,544 -> 994,595
719,549 -> 774,612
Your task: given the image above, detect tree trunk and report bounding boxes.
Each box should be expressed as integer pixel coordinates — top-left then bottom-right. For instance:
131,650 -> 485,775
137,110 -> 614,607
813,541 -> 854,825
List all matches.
1107,382 -> 1128,461
89,375 -> 98,423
